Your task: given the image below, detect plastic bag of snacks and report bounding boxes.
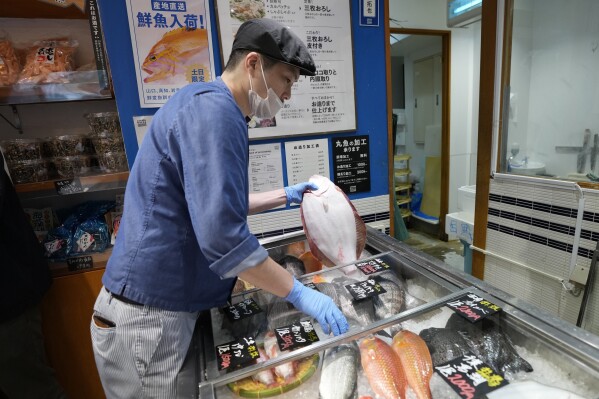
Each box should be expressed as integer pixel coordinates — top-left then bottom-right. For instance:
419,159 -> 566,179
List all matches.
72,217 -> 111,254
0,37 -> 20,85
17,39 -> 78,84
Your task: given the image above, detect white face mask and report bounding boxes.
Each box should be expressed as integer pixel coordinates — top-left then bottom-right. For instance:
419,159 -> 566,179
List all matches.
248,58 -> 283,119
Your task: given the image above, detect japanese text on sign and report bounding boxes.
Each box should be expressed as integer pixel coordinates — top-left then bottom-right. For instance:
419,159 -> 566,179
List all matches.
216,336 -> 260,371
435,353 -> 508,398
446,293 -> 502,323
275,320 -> 319,351
223,298 -> 263,322
345,278 -> 386,300
356,255 -> 392,275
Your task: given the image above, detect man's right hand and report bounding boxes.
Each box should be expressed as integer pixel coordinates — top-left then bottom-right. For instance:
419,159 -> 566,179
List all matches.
285,277 -> 349,336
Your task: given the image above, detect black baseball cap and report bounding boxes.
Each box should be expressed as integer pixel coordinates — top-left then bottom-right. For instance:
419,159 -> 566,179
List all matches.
231,18 -> 316,76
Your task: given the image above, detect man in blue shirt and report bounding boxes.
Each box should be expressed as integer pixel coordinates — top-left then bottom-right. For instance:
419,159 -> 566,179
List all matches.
91,19 -> 349,398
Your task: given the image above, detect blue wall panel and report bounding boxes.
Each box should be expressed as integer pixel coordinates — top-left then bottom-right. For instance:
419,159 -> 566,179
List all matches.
97,0 -> 388,203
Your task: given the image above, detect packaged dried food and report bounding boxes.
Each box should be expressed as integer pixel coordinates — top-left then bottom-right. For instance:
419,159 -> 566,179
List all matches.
79,154 -> 99,175
17,40 -> 78,85
41,137 -> 54,158
49,134 -> 92,157
1,138 -> 42,162
53,155 -> 83,178
7,159 -> 48,183
0,39 -> 20,86
98,151 -> 128,173
85,112 -> 121,135
91,132 -> 125,154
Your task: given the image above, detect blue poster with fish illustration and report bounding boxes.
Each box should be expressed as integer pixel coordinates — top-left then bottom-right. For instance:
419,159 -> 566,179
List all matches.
126,0 -> 216,107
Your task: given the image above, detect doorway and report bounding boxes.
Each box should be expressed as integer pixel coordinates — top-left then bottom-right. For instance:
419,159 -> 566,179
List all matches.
388,29 -> 451,241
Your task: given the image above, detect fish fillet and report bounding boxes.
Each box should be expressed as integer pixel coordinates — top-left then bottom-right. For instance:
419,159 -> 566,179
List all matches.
300,175 -> 366,273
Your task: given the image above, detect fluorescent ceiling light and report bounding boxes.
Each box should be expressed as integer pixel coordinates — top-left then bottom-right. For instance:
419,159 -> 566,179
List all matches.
455,0 -> 482,14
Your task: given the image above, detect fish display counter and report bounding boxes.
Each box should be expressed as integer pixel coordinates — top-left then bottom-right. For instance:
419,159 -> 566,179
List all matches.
195,227 -> 599,399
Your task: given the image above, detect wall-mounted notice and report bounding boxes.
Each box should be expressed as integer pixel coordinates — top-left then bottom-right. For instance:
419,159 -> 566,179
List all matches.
133,115 -> 153,146
216,0 -> 356,139
359,0 -> 379,26
285,139 -> 330,187
332,135 -> 370,193
126,0 -> 216,108
248,143 -> 284,193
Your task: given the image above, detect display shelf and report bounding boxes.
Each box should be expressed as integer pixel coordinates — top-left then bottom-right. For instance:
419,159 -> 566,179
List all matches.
49,247 -> 112,278
0,83 -> 112,105
15,171 -> 128,194
400,208 -> 412,218
395,182 -> 411,192
396,195 -> 411,205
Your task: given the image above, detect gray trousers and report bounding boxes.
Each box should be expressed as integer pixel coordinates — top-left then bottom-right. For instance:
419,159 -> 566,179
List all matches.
91,288 -> 198,399
0,306 -> 66,399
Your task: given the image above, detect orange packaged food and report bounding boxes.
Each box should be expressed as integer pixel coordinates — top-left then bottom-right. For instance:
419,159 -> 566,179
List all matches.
0,39 -> 20,86
17,40 -> 78,84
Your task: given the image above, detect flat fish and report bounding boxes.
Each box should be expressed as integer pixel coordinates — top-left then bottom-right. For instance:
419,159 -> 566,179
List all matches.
359,336 -> 407,399
485,380 -> 587,399
300,175 -> 366,273
332,277 -> 377,328
392,330 -> 433,399
445,314 -> 533,376
419,327 -> 471,367
373,276 -> 405,321
319,342 -> 360,399
277,255 -> 306,278
251,348 -> 276,386
264,331 -> 296,381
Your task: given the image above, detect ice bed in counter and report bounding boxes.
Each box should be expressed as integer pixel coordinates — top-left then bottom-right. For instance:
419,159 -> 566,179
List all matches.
194,227 -> 599,399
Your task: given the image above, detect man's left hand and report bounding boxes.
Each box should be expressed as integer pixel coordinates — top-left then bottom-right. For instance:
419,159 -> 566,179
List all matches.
284,182 -> 318,205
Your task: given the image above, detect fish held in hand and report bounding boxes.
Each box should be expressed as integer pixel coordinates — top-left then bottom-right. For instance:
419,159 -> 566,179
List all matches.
300,175 -> 366,273
392,330 -> 433,399
359,336 -> 406,399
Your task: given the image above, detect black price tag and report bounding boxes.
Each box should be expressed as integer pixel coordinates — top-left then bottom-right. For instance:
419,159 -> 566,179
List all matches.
215,336 -> 260,371
356,254 -> 393,275
434,353 -> 508,398
274,320 -> 319,352
304,282 -> 320,291
54,178 -> 84,195
66,255 -> 93,271
223,298 -> 263,322
446,293 -> 502,323
345,278 -> 386,300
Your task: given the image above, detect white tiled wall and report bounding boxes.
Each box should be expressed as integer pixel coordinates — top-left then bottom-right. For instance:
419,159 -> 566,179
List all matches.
485,177 -> 599,333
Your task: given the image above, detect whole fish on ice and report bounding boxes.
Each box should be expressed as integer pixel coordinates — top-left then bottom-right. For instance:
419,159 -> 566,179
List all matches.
372,275 -> 405,321
332,277 -> 377,328
277,255 -> 306,278
419,327 -> 471,366
300,175 -> 366,273
359,336 -> 407,399
142,27 -> 209,84
392,330 -> 433,399
319,342 -> 360,399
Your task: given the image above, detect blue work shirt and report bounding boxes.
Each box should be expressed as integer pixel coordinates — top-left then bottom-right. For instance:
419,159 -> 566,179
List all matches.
103,78 -> 268,312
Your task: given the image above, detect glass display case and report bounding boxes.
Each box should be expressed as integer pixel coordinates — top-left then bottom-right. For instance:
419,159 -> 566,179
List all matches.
193,228 -> 599,398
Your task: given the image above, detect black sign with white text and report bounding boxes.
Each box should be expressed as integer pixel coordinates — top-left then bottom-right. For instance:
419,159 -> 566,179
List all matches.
345,278 -> 386,301
223,298 -> 263,322
274,320 -> 319,352
356,254 -> 393,275
215,336 -> 260,371
333,135 -> 371,193
446,293 -> 502,323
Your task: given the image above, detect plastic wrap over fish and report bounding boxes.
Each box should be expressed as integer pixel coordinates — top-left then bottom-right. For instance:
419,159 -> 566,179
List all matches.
300,175 -> 366,273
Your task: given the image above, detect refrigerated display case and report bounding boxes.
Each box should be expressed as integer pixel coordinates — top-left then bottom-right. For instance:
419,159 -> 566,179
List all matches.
193,227 -> 599,399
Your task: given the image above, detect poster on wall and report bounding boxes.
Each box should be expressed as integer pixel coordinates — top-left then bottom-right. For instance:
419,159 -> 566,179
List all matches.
284,139 -> 330,192
248,143 -> 285,209
332,135 -> 370,193
215,0 -> 356,139
126,0 -> 216,108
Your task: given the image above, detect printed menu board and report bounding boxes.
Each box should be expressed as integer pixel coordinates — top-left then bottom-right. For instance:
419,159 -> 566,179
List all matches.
126,0 -> 216,107
216,0 -> 356,139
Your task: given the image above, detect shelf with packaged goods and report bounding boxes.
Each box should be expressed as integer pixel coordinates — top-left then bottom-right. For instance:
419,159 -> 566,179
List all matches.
396,194 -> 411,206
15,171 -> 129,199
0,84 -> 113,106
49,247 -> 111,278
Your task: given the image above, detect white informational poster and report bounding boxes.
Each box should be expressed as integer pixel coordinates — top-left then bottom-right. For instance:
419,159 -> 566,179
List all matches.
132,115 -> 153,146
248,143 -> 284,193
216,0 -> 356,139
126,0 -> 216,108
284,139 -> 330,189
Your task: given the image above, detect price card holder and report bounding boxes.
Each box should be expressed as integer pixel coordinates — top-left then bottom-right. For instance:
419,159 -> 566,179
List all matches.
274,320 -> 320,352
215,336 -> 260,371
434,353 -> 508,398
445,292 -> 502,323
356,254 -> 393,275
345,277 -> 386,301
55,178 -> 84,195
223,298 -> 263,322
66,255 -> 93,272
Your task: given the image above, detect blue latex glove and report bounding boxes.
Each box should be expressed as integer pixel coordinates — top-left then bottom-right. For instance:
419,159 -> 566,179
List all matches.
284,182 -> 318,206
285,278 -> 349,336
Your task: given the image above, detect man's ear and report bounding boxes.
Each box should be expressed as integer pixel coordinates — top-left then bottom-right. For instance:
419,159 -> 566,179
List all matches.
245,52 -> 260,74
